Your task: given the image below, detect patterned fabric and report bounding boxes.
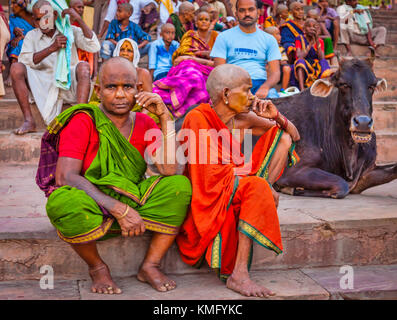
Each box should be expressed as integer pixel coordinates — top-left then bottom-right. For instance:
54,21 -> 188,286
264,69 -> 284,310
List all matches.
280,19 -> 304,58
37,104 -> 192,243
153,30 -> 217,119
291,35 -> 332,88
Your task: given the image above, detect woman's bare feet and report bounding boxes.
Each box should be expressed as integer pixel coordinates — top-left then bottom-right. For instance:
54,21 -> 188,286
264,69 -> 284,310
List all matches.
14,120 -> 36,135
88,264 -> 122,294
137,262 -> 176,292
226,272 -> 275,298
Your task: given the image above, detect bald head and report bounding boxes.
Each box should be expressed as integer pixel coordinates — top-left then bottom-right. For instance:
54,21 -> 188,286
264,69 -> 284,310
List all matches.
161,23 -> 175,33
276,4 -> 288,15
206,65 -> 251,105
98,57 -> 137,85
178,1 -> 195,14
69,0 -> 83,7
290,1 -> 303,11
32,0 -> 51,11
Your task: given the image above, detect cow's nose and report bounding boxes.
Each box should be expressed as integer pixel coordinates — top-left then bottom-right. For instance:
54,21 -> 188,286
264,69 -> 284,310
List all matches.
353,115 -> 373,131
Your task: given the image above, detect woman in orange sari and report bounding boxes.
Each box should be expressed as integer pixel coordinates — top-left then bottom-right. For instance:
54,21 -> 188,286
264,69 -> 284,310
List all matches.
176,64 -> 300,298
153,10 -> 218,119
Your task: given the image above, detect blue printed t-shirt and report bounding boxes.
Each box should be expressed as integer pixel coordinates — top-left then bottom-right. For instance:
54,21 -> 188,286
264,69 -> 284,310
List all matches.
210,26 -> 281,80
148,38 -> 180,79
106,19 -> 151,43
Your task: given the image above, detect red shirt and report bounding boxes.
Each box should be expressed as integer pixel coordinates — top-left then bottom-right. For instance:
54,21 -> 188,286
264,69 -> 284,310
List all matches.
59,112 -> 160,174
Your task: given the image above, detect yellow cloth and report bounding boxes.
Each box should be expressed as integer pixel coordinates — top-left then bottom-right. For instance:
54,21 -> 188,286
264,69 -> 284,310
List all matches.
159,0 -> 174,15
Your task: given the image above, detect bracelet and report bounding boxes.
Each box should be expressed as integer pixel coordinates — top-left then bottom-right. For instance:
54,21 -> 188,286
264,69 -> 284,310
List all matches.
118,203 -> 129,220
273,110 -> 280,121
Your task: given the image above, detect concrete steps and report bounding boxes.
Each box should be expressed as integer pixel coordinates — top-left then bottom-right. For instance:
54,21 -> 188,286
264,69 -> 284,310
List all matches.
1,264 -> 397,300
337,44 -> 397,58
1,102 -> 396,164
1,164 -> 396,282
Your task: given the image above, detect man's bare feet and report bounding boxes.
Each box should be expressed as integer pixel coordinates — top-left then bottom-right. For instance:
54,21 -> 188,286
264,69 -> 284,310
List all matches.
89,264 -> 122,294
137,262 -> 176,292
226,273 -> 275,298
14,121 -> 37,135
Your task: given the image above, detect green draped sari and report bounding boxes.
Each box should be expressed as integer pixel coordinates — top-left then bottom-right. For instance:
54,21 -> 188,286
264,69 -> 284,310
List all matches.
44,104 -> 192,244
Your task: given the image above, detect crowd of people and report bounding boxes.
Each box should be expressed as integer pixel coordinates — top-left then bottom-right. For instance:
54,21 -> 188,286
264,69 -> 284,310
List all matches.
0,0 -> 389,298
0,0 -> 388,134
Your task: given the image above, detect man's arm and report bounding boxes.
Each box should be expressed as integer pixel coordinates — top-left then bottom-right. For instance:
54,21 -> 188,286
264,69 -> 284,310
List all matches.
32,35 -> 66,65
214,57 -> 226,67
62,8 -> 93,39
255,60 -> 280,99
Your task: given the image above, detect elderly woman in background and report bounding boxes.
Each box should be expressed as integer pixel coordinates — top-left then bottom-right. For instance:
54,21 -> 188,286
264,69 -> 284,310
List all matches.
153,10 -> 217,119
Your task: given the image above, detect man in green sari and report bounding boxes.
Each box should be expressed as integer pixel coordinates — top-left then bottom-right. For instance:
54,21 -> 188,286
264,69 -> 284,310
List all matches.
37,57 -> 192,294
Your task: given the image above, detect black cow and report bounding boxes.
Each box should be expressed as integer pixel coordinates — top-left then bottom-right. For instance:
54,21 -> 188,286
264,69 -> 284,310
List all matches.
274,57 -> 397,198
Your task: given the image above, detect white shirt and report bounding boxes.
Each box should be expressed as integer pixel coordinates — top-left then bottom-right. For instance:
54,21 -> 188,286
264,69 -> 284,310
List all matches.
337,4 -> 371,34
105,0 -> 158,24
19,26 -> 100,124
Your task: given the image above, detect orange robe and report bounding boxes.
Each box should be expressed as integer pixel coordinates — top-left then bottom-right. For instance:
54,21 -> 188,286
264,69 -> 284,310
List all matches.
176,103 -> 299,281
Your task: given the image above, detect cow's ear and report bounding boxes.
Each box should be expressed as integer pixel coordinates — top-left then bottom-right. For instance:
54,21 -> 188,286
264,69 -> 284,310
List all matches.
375,78 -> 387,93
310,79 -> 334,97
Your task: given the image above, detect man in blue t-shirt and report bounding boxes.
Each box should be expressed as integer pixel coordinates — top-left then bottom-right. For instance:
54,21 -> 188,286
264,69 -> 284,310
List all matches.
210,0 -> 281,98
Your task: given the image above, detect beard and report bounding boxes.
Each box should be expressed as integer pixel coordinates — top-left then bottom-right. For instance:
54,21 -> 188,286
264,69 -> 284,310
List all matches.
238,15 -> 258,27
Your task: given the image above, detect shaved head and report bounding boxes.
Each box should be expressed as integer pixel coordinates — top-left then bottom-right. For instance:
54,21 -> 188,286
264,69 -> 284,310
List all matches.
276,4 -> 288,14
178,1 -> 195,14
32,0 -> 51,11
69,0 -> 83,7
290,1 -> 303,11
161,23 -> 175,32
206,65 -> 251,104
98,56 -> 137,85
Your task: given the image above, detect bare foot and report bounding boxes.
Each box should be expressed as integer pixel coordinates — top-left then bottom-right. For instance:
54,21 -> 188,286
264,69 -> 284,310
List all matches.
137,262 -> 176,292
226,273 -> 275,298
14,121 -> 36,135
4,77 -> 12,87
88,264 -> 122,294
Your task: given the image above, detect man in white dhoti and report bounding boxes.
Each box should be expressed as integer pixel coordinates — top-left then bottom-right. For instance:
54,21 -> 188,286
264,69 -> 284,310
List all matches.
11,0 -> 100,135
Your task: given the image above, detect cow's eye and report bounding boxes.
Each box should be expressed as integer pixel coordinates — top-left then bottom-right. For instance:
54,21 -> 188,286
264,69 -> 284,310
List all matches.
339,83 -> 351,89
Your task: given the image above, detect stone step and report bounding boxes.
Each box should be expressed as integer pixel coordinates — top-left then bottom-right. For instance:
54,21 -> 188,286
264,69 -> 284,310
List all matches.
0,101 -> 46,132
373,101 -> 397,132
376,131 -> 397,162
1,264 -> 397,300
337,44 -> 397,58
0,164 -> 396,281
1,126 -> 395,164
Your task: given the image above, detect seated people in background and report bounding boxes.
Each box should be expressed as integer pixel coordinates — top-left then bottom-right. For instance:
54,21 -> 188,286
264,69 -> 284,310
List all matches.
337,0 -> 386,57
154,10 -> 217,119
100,2 -> 151,60
98,0 -> 158,38
307,9 -> 335,63
149,23 -> 180,81
264,3 -> 289,28
139,1 -> 160,33
211,0 -> 281,99
265,27 -> 291,91
206,4 -> 224,31
291,19 -> 332,91
167,1 -> 195,41
37,57 -> 192,295
0,7 -> 10,96
7,0 -> 34,64
158,0 -> 180,37
91,38 -> 152,102
280,1 -> 304,63
208,0 -> 227,18
317,0 -> 340,50
69,0 -> 96,78
176,64 -> 300,298
11,0 -> 100,135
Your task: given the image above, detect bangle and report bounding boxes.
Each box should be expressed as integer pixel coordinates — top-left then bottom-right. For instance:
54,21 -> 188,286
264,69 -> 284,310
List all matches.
118,203 -> 129,220
273,110 -> 280,121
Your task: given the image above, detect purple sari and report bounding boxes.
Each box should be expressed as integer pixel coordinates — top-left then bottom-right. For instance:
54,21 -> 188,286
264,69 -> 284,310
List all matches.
153,59 -> 213,119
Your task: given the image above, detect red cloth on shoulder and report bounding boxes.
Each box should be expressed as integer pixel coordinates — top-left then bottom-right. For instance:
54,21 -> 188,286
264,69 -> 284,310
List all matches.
59,112 -> 160,174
